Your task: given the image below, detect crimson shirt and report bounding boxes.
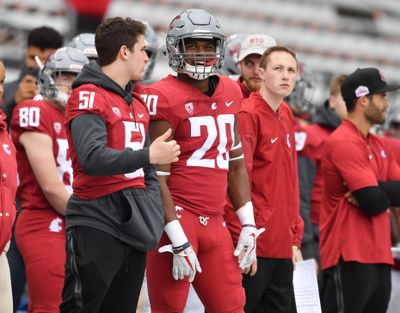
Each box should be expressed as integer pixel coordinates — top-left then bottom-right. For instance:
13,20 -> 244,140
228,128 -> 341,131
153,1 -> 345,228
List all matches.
140,75 -> 242,216
320,119 -> 400,269
0,109 -> 17,252
232,92 -> 303,258
299,123 -> 334,224
11,99 -> 72,212
65,84 -> 149,199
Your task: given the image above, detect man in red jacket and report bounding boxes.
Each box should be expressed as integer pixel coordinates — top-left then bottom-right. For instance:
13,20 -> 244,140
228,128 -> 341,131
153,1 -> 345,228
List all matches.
0,59 -> 18,313
320,67 -> 400,313
231,45 -> 304,312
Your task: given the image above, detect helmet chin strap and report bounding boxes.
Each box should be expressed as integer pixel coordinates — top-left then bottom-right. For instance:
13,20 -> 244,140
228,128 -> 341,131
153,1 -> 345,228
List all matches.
184,63 -> 213,80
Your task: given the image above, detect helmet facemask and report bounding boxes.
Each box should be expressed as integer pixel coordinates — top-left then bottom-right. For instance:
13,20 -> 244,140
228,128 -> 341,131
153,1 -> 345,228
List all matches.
166,9 -> 226,80
168,35 -> 224,80
286,61 -> 315,117
51,71 -> 77,106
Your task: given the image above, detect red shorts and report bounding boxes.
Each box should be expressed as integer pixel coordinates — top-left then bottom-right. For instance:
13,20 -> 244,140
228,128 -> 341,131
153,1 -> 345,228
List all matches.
15,209 -> 65,313
147,209 -> 245,313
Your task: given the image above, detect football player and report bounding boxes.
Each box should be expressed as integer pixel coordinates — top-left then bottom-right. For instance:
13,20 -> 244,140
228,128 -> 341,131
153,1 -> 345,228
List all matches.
59,17 -> 179,313
141,9 -> 262,313
219,33 -> 247,78
11,47 -> 88,313
67,33 -> 98,61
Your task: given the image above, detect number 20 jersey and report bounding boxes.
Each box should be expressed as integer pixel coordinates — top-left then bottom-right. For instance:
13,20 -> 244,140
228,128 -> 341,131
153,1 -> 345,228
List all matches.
140,75 -> 242,216
11,99 -> 72,211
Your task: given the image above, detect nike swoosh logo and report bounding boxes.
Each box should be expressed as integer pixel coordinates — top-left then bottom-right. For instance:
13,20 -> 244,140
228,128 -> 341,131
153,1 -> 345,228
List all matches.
138,113 -> 144,118
226,101 -> 233,107
271,137 -> 279,143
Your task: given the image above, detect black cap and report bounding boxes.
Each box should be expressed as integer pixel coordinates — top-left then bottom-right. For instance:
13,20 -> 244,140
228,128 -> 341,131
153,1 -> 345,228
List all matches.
341,67 -> 400,103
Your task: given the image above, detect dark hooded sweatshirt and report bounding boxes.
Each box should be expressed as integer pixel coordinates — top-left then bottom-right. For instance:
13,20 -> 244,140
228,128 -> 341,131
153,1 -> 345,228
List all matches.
297,100 -> 341,259
64,62 -> 163,251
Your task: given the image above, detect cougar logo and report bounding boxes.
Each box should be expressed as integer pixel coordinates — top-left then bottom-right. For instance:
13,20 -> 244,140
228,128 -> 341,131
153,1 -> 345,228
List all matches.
49,217 -> 63,233
185,102 -> 194,115
112,107 -> 121,117
53,122 -> 62,134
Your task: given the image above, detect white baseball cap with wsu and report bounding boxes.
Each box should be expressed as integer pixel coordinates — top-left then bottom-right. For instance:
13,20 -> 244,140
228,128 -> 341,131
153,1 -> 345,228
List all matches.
238,34 -> 277,62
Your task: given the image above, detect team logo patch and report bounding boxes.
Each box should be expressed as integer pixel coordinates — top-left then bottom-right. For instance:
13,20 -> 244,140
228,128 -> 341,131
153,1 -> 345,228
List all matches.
53,122 -> 61,134
199,216 -> 209,226
130,112 -> 134,119
185,102 -> 194,115
381,149 -> 387,158
112,107 -> 121,117
294,131 -> 307,151
2,143 -> 11,155
355,86 -> 369,97
49,217 -> 63,233
211,102 -> 217,110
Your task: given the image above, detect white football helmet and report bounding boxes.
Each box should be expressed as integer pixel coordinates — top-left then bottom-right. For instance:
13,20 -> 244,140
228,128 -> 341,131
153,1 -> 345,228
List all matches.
142,20 -> 159,81
220,33 -> 247,76
166,8 -> 225,80
286,59 -> 315,117
67,33 -> 97,60
38,47 -> 89,106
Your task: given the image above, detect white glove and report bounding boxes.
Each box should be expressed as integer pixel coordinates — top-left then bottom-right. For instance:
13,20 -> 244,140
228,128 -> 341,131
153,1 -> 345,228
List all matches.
234,225 -> 265,269
159,243 -> 202,282
159,219 -> 202,282
234,202 -> 265,269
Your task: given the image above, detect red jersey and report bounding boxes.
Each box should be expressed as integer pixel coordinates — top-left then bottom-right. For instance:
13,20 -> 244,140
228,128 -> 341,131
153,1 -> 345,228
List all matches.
299,123 -> 333,224
0,110 -> 17,252
65,84 -> 149,199
320,119 -> 400,269
11,100 -> 72,212
233,92 -> 303,258
140,75 -> 242,216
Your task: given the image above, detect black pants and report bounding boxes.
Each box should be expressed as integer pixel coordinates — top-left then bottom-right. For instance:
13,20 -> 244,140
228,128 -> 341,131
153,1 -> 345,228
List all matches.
321,260 -> 391,313
243,257 -> 295,313
59,226 -> 146,313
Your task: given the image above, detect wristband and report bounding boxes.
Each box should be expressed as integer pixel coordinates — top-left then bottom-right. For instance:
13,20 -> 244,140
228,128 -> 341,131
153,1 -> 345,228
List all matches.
172,242 -> 192,255
164,219 -> 188,247
242,224 -> 256,228
231,142 -> 242,151
236,201 -> 255,225
292,246 -> 298,251
157,170 -> 171,176
229,154 -> 244,161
